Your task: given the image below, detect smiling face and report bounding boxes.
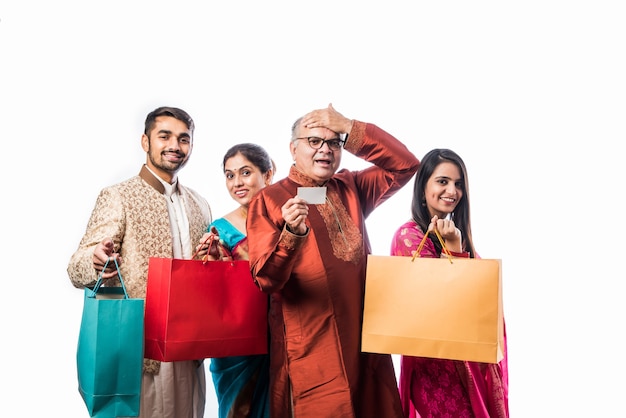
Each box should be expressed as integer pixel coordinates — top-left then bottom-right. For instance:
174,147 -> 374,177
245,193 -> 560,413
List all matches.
424,161 -> 464,219
224,152 -> 272,208
142,115 -> 192,183
290,125 -> 342,185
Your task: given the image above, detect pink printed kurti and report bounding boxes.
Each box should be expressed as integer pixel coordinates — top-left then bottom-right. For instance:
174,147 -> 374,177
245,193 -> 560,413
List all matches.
390,220 -> 509,418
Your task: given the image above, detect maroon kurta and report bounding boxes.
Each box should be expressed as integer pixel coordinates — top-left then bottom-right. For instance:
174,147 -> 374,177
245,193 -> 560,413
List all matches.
247,121 -> 419,417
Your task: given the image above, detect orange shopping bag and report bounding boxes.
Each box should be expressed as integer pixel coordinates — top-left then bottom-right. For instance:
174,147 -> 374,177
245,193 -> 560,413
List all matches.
362,230 -> 504,363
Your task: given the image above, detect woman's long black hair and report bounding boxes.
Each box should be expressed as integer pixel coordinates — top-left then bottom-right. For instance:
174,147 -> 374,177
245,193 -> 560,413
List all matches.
410,148 -> 476,258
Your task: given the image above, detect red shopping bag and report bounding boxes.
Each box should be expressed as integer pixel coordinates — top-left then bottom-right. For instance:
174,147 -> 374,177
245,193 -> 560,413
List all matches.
144,256 -> 268,362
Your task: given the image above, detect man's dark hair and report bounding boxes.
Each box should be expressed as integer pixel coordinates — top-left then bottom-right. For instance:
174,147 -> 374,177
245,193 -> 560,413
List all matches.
144,106 -> 195,136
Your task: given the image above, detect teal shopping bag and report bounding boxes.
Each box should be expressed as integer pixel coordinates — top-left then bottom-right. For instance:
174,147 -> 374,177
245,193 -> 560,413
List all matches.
76,258 -> 144,417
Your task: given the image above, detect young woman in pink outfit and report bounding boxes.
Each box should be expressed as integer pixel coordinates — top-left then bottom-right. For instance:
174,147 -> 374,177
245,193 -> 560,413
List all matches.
390,148 -> 509,418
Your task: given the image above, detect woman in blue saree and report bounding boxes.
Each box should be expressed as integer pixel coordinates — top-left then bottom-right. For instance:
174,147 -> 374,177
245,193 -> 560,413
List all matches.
197,143 -> 274,418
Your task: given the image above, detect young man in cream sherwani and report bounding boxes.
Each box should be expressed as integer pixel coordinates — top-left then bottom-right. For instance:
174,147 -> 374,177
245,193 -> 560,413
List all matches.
68,106 -> 212,418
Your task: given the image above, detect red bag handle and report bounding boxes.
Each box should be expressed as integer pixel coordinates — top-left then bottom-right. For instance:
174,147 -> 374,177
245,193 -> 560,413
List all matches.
192,233 -> 232,263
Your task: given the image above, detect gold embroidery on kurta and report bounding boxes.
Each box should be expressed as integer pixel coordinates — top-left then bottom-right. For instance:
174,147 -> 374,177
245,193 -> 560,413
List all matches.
316,190 -> 363,265
288,166 -> 363,264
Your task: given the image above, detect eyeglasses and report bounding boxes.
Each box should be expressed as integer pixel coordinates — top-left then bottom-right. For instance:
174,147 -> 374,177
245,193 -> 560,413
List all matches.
295,137 -> 344,151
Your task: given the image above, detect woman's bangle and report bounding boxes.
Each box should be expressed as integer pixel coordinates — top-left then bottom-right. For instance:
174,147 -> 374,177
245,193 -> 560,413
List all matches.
446,250 -> 470,258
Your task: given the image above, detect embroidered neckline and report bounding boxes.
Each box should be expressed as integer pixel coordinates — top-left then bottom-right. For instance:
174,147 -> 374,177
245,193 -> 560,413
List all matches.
288,165 -> 326,187
288,165 -> 363,264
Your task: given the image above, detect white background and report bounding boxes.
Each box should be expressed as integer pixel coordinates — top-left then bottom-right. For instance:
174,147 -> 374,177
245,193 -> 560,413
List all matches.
2,1 -> 625,416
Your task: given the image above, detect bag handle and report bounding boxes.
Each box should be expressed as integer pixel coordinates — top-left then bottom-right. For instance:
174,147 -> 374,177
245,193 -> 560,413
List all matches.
192,234 -> 213,261
411,228 -> 453,264
192,234 -> 232,264
90,257 -> 129,298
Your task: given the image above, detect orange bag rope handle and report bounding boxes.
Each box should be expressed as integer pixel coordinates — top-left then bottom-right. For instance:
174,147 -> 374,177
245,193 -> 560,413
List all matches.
411,228 -> 453,264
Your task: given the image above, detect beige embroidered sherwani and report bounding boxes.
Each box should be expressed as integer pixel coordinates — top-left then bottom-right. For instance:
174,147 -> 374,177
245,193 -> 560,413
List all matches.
68,165 -> 211,417
68,166 -> 211,298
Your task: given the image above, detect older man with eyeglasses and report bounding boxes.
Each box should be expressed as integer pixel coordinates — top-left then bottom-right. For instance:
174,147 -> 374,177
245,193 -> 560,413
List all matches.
246,103 -> 420,418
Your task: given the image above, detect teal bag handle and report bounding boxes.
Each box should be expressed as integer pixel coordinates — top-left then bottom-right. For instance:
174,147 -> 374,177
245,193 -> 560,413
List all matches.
77,255 -> 144,417
89,257 -> 129,299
